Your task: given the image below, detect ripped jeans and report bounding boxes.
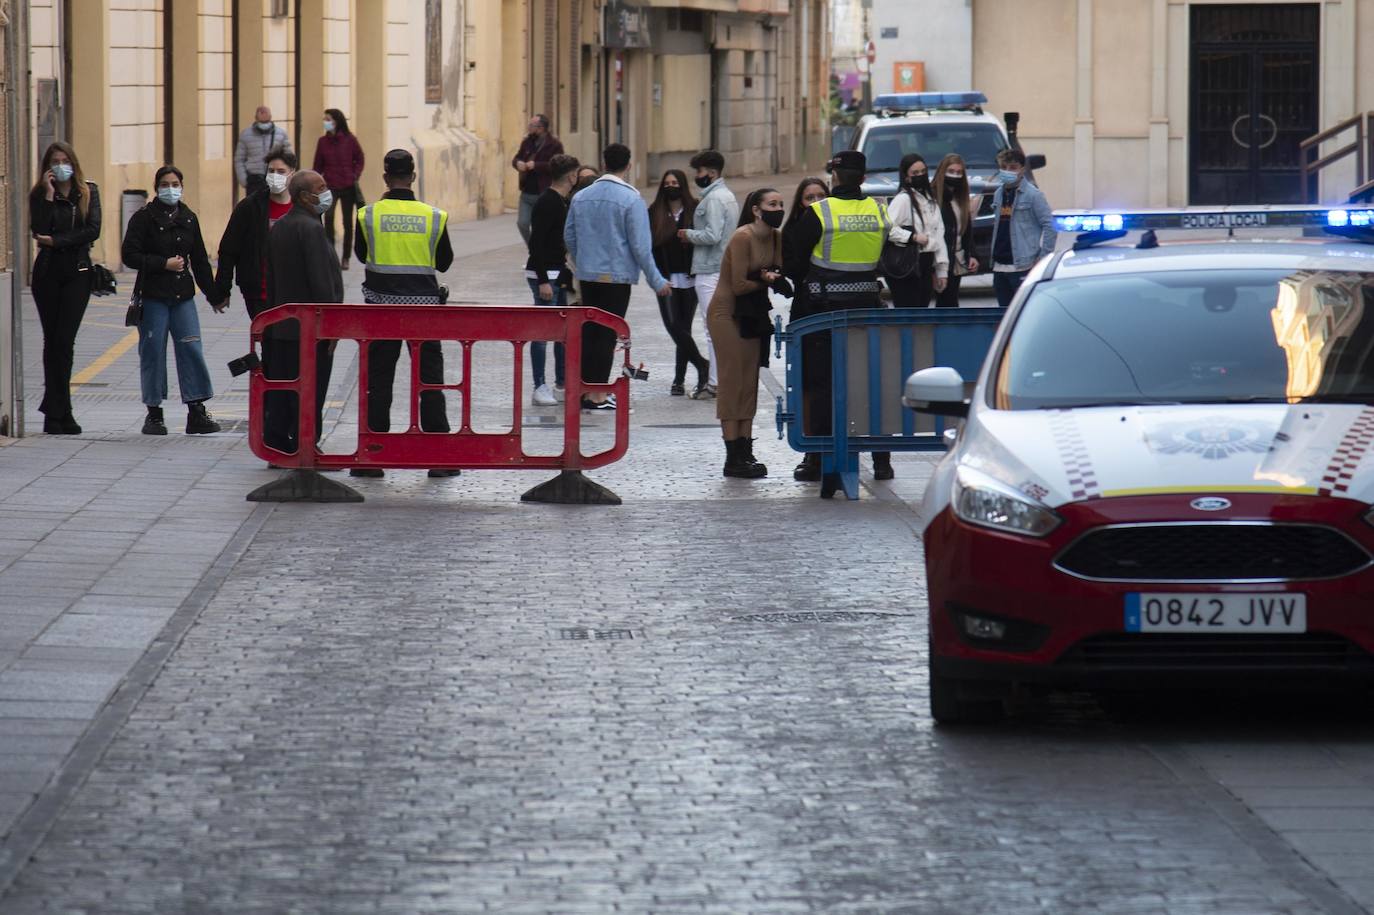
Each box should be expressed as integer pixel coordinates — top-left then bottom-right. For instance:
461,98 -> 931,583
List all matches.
138,297 -> 214,406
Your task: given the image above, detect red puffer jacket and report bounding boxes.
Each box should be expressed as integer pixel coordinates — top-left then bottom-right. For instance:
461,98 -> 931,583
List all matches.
312,132 -> 365,191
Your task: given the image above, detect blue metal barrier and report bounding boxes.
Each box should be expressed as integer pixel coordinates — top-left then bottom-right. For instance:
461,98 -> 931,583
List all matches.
775,308 -> 1004,500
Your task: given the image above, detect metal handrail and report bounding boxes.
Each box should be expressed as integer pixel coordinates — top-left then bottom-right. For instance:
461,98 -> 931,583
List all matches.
1300,112 -> 1373,203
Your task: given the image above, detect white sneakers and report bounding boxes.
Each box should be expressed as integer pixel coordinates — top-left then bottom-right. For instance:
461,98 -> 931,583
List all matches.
532,384 -> 558,406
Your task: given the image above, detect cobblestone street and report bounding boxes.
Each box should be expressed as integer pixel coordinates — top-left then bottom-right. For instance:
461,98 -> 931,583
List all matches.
2,203 -> 1374,914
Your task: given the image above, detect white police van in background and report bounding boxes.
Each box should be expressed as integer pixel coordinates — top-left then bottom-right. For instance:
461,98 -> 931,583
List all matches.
837,91 -> 1047,274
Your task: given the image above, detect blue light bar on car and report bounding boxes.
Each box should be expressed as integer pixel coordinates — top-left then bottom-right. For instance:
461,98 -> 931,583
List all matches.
1053,206 -> 1374,233
873,91 -> 988,111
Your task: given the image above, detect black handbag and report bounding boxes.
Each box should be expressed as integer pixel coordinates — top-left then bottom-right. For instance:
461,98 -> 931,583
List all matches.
879,189 -> 924,281
123,272 -> 144,327
89,263 -> 117,297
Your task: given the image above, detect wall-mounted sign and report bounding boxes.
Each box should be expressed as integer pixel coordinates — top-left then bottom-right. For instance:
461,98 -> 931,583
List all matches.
880,26 -> 898,39
894,61 -> 925,92
605,0 -> 650,49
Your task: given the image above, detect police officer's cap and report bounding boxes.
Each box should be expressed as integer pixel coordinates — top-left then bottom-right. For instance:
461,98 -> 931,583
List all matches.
827,150 -> 867,173
383,149 -> 416,176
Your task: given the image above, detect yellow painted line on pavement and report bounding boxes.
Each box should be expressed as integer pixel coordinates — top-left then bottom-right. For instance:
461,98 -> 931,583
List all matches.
71,329 -> 139,388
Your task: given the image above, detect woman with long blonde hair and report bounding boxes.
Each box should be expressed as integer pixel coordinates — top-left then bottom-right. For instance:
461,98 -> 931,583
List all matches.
29,141 -> 101,434
931,153 -> 980,308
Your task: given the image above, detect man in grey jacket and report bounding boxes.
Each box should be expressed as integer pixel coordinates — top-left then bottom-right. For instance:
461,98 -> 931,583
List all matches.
235,106 -> 294,196
679,149 -> 739,399
987,148 -> 1056,308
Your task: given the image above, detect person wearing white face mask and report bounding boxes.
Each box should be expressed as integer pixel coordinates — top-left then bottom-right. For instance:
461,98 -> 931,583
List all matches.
235,105 -> 293,196
122,165 -> 222,436
311,108 -> 366,268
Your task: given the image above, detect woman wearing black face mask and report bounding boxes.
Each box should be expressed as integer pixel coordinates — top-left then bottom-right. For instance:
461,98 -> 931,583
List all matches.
885,153 -> 948,308
933,153 -> 979,307
649,170 -> 710,395
704,188 -> 791,478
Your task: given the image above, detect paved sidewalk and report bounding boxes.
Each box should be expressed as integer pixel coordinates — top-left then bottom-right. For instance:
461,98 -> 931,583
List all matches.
2,198 -> 1373,914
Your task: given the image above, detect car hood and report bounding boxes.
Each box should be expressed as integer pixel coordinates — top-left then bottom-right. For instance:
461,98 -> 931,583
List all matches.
960,403 -> 1374,508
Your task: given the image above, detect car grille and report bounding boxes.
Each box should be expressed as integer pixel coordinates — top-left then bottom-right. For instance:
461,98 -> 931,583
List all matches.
1054,524 -> 1370,581
1061,633 -> 1371,672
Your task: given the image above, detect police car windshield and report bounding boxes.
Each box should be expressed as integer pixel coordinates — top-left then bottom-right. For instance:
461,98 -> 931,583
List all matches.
994,269 -> 1374,410
860,123 -> 1007,172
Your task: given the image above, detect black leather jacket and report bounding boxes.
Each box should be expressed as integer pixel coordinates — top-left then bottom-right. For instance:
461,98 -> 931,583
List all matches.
30,182 -> 102,284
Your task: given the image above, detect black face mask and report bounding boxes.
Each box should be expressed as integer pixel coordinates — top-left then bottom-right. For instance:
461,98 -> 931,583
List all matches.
695,175 -> 713,189
945,176 -> 968,193
664,186 -> 683,200
906,174 -> 930,193
760,210 -> 785,229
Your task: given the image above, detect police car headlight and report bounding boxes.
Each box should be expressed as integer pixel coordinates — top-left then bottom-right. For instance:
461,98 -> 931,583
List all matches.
952,466 -> 1061,538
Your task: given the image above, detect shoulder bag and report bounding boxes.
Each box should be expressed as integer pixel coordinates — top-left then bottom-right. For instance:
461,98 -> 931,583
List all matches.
879,189 -> 924,281
123,270 -> 144,327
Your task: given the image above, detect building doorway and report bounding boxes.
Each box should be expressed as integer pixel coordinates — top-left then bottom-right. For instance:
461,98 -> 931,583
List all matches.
1189,4 -> 1319,204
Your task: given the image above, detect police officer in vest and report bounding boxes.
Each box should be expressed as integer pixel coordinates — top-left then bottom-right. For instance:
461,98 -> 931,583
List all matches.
789,149 -> 895,485
351,148 -> 460,478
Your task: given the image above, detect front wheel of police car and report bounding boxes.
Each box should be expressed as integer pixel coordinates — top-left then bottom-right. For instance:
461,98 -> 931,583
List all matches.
906,204 -> 1374,724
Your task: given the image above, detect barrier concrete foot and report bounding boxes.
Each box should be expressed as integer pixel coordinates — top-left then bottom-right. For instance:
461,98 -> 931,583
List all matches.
247,469 -> 365,503
521,470 -> 621,506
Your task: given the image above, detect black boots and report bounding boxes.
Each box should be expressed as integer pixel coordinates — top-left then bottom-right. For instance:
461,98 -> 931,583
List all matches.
793,452 -> 821,481
142,406 -> 167,436
186,401 -> 222,435
723,437 -> 767,479
43,414 -> 81,435
873,451 -> 895,481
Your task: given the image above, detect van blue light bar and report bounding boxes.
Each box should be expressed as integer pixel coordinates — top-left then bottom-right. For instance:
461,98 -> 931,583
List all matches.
873,91 -> 988,111
1053,206 -> 1374,234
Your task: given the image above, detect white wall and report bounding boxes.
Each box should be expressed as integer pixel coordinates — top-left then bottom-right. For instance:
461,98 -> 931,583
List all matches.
870,0 -> 972,95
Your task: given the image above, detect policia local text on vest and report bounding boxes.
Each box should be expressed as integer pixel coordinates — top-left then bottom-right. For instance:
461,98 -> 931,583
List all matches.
352,149 -> 458,462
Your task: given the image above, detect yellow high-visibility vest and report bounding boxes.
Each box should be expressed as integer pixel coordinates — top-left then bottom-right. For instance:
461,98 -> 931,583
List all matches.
810,196 -> 890,271
357,198 -> 448,275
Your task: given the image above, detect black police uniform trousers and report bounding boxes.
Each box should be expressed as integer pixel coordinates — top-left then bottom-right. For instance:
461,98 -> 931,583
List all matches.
365,337 -> 449,433
247,297 -> 335,452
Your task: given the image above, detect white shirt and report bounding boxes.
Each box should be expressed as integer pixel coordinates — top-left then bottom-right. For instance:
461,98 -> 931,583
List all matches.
887,189 -> 950,279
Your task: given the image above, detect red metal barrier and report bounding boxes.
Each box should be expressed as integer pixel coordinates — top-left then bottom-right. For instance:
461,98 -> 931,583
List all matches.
242,303 -> 632,504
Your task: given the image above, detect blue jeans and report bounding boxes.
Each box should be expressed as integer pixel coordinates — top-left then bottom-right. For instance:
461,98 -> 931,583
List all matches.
993,270 -> 1029,308
138,296 -> 214,405
526,278 -> 566,388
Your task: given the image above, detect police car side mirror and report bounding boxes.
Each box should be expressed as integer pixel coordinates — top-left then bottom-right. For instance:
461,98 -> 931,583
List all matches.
903,367 -> 968,417
1026,153 -> 1047,171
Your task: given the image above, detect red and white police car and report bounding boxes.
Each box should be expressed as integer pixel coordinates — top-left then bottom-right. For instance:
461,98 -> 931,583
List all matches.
903,206 -> 1374,723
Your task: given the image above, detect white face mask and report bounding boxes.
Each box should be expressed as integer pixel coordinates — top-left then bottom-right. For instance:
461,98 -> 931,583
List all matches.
157,186 -> 182,205
265,172 -> 290,194
51,163 -> 74,182
324,120 -> 335,133
313,189 -> 333,214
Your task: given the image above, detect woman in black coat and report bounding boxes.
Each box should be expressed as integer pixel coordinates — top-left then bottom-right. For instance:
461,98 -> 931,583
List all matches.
30,142 -> 101,434
121,165 -> 225,436
648,169 -> 709,395
781,176 -> 829,480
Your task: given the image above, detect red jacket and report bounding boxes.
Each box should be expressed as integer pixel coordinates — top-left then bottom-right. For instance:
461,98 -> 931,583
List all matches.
312,132 -> 365,191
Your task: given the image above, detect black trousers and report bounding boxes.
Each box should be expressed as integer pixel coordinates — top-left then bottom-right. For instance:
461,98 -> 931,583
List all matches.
799,289 -> 882,441
887,272 -> 934,308
580,281 -> 632,387
656,286 -> 707,384
249,298 -> 335,451
32,268 -> 92,418
323,185 -> 359,261
993,270 -> 1029,308
365,339 -> 450,433
935,274 -> 963,308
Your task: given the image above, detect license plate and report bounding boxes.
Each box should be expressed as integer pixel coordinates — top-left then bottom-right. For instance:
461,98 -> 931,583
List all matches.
1125,593 -> 1306,633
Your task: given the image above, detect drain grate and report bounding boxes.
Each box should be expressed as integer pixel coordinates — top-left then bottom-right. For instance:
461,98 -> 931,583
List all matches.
733,611 -> 911,623
557,627 -> 642,641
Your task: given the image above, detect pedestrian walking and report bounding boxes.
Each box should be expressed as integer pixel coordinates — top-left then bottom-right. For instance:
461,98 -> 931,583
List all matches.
121,165 -> 225,436
648,169 -> 709,397
680,149 -> 739,400
884,153 -> 948,308
511,115 -> 565,244
29,142 -> 101,435
235,106 -> 293,196
352,148 -> 460,479
312,108 -> 365,268
563,143 -> 670,413
524,153 -> 580,406
214,147 -> 311,451
988,148 -> 1057,308
792,150 -> 894,485
263,170 -> 342,452
705,188 -> 790,479
781,176 -> 830,481
932,153 -> 979,308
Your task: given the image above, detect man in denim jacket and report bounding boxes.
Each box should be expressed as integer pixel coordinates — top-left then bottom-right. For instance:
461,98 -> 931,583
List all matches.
564,143 -> 670,411
679,149 -> 740,399
987,148 -> 1057,307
